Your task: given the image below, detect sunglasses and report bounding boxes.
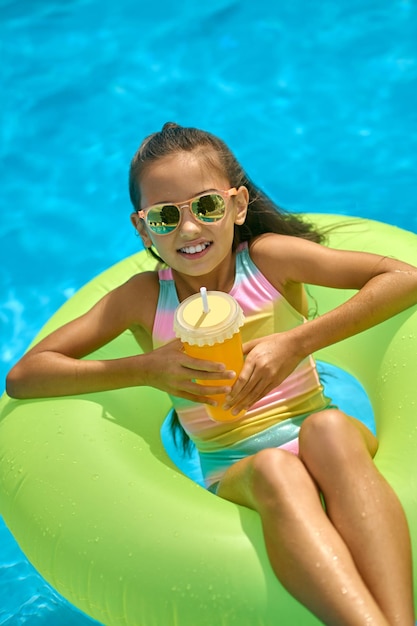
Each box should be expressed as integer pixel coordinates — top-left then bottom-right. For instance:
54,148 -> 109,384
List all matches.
137,188 -> 238,235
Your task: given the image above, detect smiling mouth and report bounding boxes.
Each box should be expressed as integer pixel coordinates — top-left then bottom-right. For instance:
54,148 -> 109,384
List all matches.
178,242 -> 212,255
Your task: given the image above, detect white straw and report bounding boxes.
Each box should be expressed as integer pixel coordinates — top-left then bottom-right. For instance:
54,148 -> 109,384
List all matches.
200,287 -> 210,314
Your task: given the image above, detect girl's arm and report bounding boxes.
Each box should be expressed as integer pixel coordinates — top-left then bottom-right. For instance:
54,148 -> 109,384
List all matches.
6,273 -> 232,401
225,234 -> 417,413
6,274 -> 155,399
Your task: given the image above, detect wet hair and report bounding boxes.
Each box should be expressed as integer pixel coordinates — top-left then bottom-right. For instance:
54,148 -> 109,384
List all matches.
129,122 -> 325,455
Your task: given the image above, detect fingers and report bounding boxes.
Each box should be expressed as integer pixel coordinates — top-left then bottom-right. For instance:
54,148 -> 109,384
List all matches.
158,337 -> 293,411
183,355 -> 235,377
223,354 -> 277,415
171,351 -> 236,404
178,382 -> 234,406
242,337 -> 262,355
166,340 -> 234,377
222,360 -> 257,414
179,362 -> 235,406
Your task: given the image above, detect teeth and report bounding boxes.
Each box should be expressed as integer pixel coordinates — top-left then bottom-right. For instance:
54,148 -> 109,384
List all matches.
180,242 -> 210,254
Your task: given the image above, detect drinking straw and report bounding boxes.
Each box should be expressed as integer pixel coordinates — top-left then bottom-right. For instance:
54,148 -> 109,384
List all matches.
200,287 -> 210,314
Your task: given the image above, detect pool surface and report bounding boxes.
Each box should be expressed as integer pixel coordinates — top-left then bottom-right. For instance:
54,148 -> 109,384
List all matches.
1,0 -> 416,623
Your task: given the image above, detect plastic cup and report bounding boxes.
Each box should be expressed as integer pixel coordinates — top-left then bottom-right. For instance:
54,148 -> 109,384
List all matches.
174,290 -> 245,422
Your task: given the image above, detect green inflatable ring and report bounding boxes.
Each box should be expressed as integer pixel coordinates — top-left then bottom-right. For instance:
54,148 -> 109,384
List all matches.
1,215 -> 417,626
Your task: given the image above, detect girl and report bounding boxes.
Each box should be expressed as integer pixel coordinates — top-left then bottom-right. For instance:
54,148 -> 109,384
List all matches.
7,123 -> 417,626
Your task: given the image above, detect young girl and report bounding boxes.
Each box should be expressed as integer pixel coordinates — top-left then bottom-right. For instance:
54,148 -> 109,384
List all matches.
7,123 -> 417,626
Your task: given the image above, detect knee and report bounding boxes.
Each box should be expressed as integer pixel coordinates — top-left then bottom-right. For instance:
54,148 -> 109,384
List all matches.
249,448 -> 303,510
300,409 -> 347,446
299,409 -> 362,469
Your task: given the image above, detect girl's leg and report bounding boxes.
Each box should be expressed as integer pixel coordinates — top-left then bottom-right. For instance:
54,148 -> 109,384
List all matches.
299,409 -> 414,626
217,447 -> 390,626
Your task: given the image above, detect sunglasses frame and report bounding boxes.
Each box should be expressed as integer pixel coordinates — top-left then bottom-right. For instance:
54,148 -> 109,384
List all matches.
137,187 -> 238,235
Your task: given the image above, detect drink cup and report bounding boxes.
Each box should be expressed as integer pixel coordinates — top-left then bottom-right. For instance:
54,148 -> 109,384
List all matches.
174,289 -> 245,422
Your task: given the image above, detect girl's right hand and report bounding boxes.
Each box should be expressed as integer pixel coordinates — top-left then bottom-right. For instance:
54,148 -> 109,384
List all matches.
142,340 -> 236,405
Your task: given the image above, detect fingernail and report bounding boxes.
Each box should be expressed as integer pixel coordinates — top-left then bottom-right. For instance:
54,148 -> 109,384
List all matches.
223,403 -> 230,411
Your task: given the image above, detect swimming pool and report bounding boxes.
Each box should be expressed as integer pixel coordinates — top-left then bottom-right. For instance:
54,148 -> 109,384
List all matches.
1,0 -> 416,623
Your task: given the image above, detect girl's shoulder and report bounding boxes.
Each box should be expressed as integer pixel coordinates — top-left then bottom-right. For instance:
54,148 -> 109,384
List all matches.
248,232 -> 297,270
127,269 -> 160,289
113,270 -> 161,335
247,233 -> 292,293
249,231 -> 304,255
247,233 -> 316,305
126,268 -> 161,299
248,232 -> 322,267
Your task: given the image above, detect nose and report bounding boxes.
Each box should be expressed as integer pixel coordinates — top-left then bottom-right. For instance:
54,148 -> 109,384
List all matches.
178,205 -> 201,238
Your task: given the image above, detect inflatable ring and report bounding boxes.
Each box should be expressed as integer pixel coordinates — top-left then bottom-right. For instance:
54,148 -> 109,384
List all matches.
1,215 -> 416,626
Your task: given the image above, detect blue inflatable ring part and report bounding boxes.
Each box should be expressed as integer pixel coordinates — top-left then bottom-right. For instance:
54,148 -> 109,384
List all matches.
1,215 -> 416,625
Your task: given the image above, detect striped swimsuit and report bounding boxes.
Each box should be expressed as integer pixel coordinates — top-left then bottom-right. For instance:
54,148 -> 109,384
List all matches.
152,243 -> 330,489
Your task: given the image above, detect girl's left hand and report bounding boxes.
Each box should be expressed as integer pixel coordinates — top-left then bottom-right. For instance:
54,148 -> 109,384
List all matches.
223,332 -> 302,415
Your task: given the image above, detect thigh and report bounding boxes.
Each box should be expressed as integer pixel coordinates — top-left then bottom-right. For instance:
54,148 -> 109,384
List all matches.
215,446 -> 314,512
215,453 -> 258,509
299,409 -> 379,480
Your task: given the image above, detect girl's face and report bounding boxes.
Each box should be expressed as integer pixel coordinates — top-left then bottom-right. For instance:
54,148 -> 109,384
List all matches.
132,151 -> 248,286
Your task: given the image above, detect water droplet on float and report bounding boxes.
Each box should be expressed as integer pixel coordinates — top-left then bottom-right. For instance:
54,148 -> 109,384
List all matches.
341,587 -> 348,595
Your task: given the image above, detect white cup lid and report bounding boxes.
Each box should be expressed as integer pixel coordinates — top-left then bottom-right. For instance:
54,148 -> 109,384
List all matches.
174,291 -> 244,346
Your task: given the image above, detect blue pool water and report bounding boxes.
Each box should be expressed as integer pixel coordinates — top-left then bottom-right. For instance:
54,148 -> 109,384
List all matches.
1,0 -> 416,623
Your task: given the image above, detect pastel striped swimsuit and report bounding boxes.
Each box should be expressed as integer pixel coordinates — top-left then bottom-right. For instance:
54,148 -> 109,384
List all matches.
152,243 -> 330,488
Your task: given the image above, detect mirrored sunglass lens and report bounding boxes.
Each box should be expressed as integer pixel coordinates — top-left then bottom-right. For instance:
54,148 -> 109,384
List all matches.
147,205 -> 180,233
191,194 -> 226,222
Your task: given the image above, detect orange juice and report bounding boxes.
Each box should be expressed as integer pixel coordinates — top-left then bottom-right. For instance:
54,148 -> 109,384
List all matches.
174,291 -> 245,422
183,332 -> 244,421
